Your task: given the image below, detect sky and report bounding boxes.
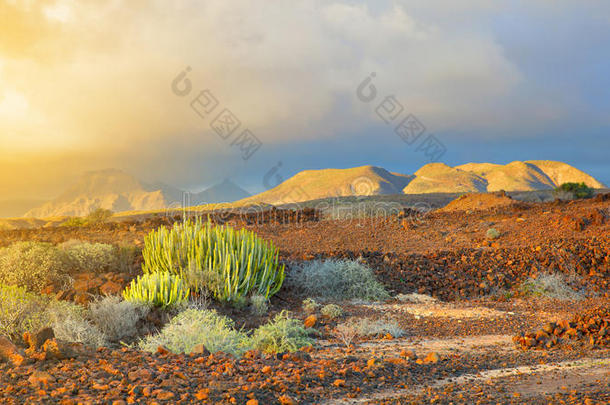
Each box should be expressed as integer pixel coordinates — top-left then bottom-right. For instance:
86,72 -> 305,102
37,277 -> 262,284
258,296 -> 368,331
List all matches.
1,0 -> 609,199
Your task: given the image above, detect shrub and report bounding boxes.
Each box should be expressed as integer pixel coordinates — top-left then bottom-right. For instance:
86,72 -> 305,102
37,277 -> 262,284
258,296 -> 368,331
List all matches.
138,309 -> 249,356
49,309 -> 107,348
486,228 -> 500,240
0,242 -> 71,292
286,259 -> 389,301
321,304 -> 343,319
554,182 -> 594,200
88,296 -> 149,342
302,298 -> 319,314
141,219 -> 284,303
60,240 -> 119,273
86,208 -> 114,224
250,311 -> 313,353
519,273 -> 583,301
334,317 -> 404,345
0,284 -> 49,340
250,294 -> 268,316
123,271 -> 190,308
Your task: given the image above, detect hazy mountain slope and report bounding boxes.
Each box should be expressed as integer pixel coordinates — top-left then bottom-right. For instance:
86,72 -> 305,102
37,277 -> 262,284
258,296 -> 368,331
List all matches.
193,179 -> 251,204
236,165 -> 414,205
402,163 -> 488,194
0,199 -> 48,218
25,169 -> 183,218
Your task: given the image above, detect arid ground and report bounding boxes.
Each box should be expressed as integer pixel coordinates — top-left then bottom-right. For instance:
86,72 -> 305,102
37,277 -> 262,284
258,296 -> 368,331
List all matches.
0,193 -> 609,404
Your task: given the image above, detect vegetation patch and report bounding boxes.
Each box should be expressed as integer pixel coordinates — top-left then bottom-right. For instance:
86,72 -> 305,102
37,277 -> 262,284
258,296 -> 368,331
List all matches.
0,242 -> 71,293
287,259 -> 389,301
123,271 -> 190,308
250,311 -> 313,354
519,273 -> 583,301
554,182 -> 594,200
142,219 -> 284,303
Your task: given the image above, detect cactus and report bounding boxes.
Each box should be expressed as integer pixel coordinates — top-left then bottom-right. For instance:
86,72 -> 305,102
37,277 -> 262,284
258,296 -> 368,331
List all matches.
141,219 -> 284,303
123,271 -> 189,308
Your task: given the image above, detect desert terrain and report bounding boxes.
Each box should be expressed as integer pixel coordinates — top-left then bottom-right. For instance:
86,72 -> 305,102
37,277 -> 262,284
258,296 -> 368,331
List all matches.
0,190 -> 608,404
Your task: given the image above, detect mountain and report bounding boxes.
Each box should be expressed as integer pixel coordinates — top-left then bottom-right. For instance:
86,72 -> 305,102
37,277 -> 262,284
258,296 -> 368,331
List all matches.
24,169 -> 184,218
236,165 -> 414,205
237,161 -> 606,205
193,179 -> 251,204
23,170 -> 253,218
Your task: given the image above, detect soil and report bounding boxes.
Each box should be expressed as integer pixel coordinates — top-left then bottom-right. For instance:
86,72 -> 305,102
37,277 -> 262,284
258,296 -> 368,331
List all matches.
0,194 -> 609,403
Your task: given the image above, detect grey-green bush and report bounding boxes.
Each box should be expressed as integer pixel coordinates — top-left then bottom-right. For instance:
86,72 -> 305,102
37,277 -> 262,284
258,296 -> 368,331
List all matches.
286,259 -> 389,301
138,309 -> 249,356
88,295 -> 149,342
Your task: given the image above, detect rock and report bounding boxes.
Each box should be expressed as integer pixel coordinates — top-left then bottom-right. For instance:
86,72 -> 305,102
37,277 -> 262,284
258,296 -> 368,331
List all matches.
190,344 -> 210,356
0,335 -> 26,366
422,352 -> 440,364
194,389 -> 209,400
99,280 -> 122,296
156,346 -> 170,356
303,314 -> 317,328
28,370 -> 55,387
332,379 -> 346,387
24,327 -> 55,351
246,399 -> 259,405
400,349 -> 417,360
278,394 -> 297,405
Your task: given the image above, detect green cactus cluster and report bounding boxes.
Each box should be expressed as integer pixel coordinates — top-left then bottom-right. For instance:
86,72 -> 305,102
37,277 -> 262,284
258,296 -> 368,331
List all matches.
141,219 -> 285,303
122,271 -> 190,308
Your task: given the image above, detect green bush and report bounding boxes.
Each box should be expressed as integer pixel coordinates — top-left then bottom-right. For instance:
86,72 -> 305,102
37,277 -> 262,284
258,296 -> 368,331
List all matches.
250,311 -> 313,353
486,228 -> 500,239
286,259 -> 389,301
0,284 -> 49,340
138,308 -> 250,356
302,298 -> 319,314
321,303 -> 343,319
61,208 -> 113,227
554,182 -> 594,199
123,271 -> 190,308
0,242 -> 71,292
250,294 -> 268,316
60,240 -> 119,273
141,219 -> 284,303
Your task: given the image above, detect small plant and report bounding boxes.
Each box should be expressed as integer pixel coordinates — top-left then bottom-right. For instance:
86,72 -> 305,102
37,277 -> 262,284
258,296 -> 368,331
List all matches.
0,284 -> 49,340
142,219 -> 285,303
0,242 -> 71,292
49,304 -> 107,348
86,208 -> 114,224
88,296 -> 149,341
250,294 -> 269,316
554,182 -> 594,200
138,309 -> 249,356
60,240 -> 119,274
302,298 -> 319,314
123,271 -> 190,308
486,228 -> 500,239
250,311 -> 313,353
286,259 -> 389,301
321,304 -> 343,319
334,322 -> 358,347
519,273 -> 582,301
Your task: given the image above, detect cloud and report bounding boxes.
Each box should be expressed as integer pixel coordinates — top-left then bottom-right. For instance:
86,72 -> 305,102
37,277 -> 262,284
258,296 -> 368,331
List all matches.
0,0 -> 608,198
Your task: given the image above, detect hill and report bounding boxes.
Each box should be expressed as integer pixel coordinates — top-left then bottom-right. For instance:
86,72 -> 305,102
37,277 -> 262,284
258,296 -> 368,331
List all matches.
238,160 -> 605,205
193,179 -> 250,204
236,165 -> 413,205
